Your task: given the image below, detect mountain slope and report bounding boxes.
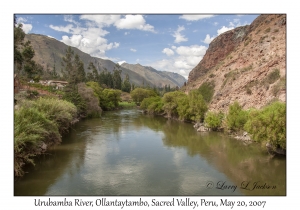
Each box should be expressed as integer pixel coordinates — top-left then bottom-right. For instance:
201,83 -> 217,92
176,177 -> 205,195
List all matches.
183,14 -> 286,112
121,63 -> 186,87
25,34 -> 186,87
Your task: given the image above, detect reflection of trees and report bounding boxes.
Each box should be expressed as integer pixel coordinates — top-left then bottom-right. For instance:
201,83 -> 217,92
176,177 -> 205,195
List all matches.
14,122 -> 89,196
15,109 -> 286,196
159,120 -> 286,195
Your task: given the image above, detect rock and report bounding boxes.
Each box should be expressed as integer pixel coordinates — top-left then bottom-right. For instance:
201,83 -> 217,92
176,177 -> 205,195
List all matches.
39,142 -> 47,151
266,142 -> 286,155
197,125 -> 209,132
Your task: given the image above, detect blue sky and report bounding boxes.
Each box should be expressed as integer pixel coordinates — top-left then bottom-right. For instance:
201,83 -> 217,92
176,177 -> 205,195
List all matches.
16,14 -> 259,79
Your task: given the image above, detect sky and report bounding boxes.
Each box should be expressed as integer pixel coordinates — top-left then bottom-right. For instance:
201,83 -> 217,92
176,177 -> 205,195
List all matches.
15,14 -> 259,79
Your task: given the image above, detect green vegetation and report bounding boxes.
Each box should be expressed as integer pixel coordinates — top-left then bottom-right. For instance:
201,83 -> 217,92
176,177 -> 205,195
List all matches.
204,111 -> 224,131
14,98 -> 77,176
119,101 -> 136,108
272,77 -> 286,96
266,68 -> 280,84
226,101 -> 249,131
140,89 -> 207,122
140,96 -> 164,114
198,81 -> 215,103
130,88 -> 157,105
265,27 -> 271,33
244,102 -> 286,149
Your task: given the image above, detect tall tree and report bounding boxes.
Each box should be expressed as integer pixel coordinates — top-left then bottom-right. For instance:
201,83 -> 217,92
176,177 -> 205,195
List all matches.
122,74 -> 131,93
87,62 -> 99,82
113,64 -> 122,90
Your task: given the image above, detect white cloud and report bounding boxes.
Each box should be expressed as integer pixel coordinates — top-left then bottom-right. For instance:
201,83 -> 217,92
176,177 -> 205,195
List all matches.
80,15 -> 121,27
49,14 -> 154,59
162,48 -> 174,56
17,17 -> 27,23
203,34 -> 215,44
214,22 -> 218,26
21,23 -> 32,34
114,15 -> 155,32
16,17 -> 32,34
149,45 -> 207,79
176,45 -> 207,57
171,46 -> 177,49
118,61 -> 126,65
64,15 -> 80,25
124,32 -> 130,35
179,15 -> 215,21
172,25 -> 188,43
217,26 -> 234,35
130,48 -> 137,52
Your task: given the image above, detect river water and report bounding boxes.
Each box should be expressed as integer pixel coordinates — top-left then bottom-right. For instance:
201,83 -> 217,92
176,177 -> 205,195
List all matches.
14,109 -> 286,196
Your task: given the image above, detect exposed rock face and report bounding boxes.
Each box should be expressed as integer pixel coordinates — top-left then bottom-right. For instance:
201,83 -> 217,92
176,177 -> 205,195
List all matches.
184,14 -> 286,112
188,25 -> 250,83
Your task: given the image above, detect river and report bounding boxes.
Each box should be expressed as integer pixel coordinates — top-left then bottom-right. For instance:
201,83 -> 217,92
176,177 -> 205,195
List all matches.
14,108 -> 286,196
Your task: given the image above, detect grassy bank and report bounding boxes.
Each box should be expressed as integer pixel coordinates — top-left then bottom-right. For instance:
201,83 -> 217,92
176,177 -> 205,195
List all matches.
14,97 -> 78,177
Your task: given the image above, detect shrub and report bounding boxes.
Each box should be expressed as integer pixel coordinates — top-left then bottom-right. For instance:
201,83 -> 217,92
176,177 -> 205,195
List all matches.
140,96 -> 164,114
100,89 -> 122,110
14,107 -> 60,176
78,83 -> 102,117
162,91 -> 186,118
265,27 -> 271,33
226,101 -> 249,131
244,102 -> 286,149
204,111 -> 224,130
22,97 -> 77,133
267,68 -> 280,84
198,81 -> 215,103
130,88 -> 157,105
187,90 -> 208,122
272,77 -> 286,96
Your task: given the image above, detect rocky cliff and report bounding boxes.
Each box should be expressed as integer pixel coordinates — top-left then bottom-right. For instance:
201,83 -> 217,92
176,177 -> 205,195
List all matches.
184,14 -> 286,112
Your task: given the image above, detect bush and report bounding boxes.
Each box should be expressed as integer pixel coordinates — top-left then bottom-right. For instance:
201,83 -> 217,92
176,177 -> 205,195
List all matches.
21,97 -> 78,133
204,111 -> 224,130
162,91 -> 186,118
140,96 -> 164,114
187,90 -> 208,122
226,101 -> 249,131
198,81 -> 215,103
130,88 -> 157,105
14,97 -> 79,176
267,68 -> 280,84
63,85 -> 87,117
100,89 -> 122,110
244,102 -> 286,149
14,107 -> 60,176
78,83 -> 102,117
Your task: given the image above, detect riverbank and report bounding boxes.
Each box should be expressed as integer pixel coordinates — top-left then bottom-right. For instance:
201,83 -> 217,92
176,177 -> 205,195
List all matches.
140,100 -> 286,156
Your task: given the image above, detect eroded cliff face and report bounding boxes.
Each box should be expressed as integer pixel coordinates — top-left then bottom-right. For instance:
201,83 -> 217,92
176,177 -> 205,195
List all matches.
184,14 -> 286,112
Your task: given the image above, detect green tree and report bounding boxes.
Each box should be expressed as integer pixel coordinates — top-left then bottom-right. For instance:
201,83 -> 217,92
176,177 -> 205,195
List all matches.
204,111 -> 224,130
198,81 -> 215,103
244,102 -> 286,149
162,91 -> 186,118
122,74 -> 131,93
87,62 -> 99,82
113,64 -> 122,90
187,90 -> 208,122
226,101 -> 249,131
130,88 -> 157,105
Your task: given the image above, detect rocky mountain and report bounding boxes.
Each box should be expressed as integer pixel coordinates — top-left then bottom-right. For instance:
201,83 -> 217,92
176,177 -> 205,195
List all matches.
183,14 -> 286,112
25,34 -> 186,88
121,63 -> 186,87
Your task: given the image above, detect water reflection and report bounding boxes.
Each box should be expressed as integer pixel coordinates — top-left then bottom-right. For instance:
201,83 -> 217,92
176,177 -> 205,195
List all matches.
14,109 -> 285,196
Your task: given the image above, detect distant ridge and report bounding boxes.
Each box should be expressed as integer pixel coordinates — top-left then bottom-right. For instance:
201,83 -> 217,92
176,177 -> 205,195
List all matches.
25,33 -> 186,87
